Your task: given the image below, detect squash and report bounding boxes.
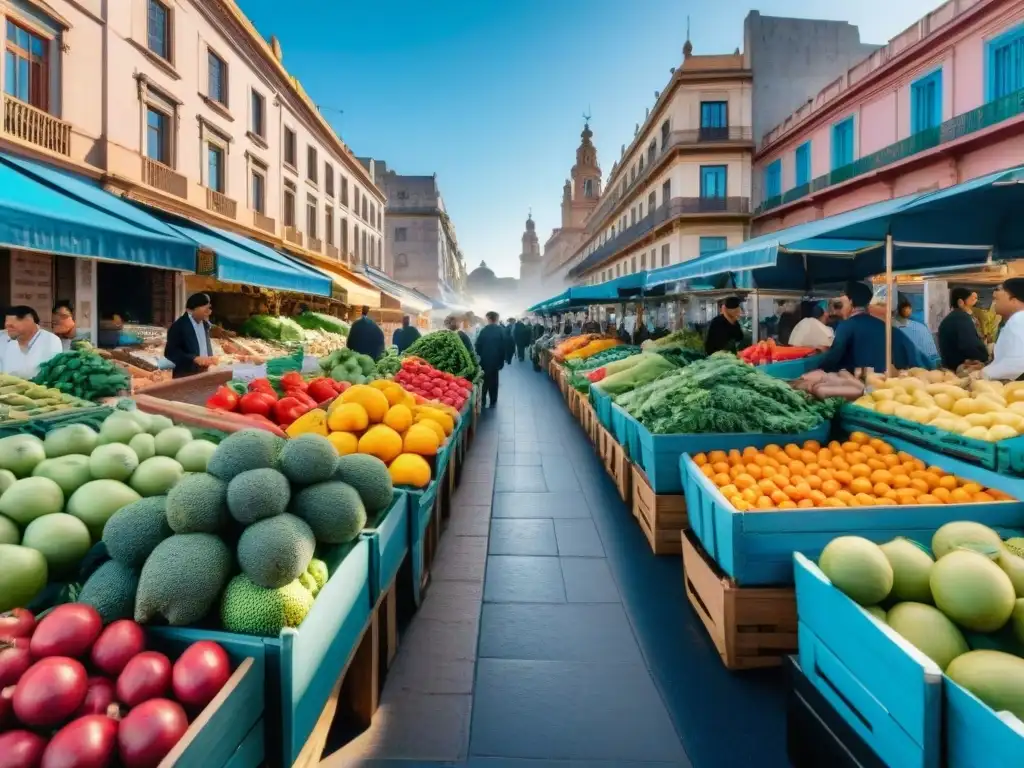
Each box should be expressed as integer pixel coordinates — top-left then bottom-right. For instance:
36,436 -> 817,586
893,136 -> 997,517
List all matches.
328,402 -> 369,432
358,425 -> 404,463
286,408 -> 329,438
341,385 -> 390,423
852,396 -> 875,410
875,400 -> 898,416
871,389 -> 897,402
404,423 -> 440,456
389,453 -> 431,488
414,417 -> 446,443
977,392 -> 1008,409
933,393 -> 955,411
964,426 -> 991,441
413,406 -> 454,435
952,398 -> 981,417
327,431 -> 359,455
383,404 -> 413,433
964,413 -> 995,428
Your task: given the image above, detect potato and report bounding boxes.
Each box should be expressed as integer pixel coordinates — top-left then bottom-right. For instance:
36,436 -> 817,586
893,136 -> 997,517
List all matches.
977,392 -> 1008,408
852,396 -> 875,409
988,424 -> 1019,442
965,412 -> 996,428
875,400 -> 898,416
964,425 -> 991,441
952,398 -> 981,416
933,393 -> 955,411
871,389 -> 896,402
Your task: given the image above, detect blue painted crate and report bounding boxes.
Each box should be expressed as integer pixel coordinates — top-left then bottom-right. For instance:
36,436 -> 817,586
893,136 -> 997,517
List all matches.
682,435 -> 1024,586
946,678 -> 1024,768
405,478 -> 441,606
637,420 -> 832,495
610,403 -> 640,458
222,720 -> 265,768
794,553 -> 943,768
758,354 -> 824,379
151,538 -> 372,767
590,387 -> 613,430
360,491 -> 409,604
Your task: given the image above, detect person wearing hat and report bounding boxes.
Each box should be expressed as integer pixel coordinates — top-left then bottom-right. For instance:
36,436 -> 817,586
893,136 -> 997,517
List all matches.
164,293 -> 217,379
346,305 -> 385,360
705,296 -> 745,355
891,292 -> 939,365
976,278 -> 1024,380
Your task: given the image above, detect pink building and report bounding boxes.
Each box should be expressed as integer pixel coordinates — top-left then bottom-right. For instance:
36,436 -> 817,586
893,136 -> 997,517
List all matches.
752,0 -> 1024,236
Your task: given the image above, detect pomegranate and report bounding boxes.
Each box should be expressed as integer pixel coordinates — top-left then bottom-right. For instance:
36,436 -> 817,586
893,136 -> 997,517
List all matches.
13,657 -> 88,727
41,714 -> 119,768
0,730 -> 48,768
30,605 -> 102,660
116,652 -> 171,708
0,637 -> 32,687
172,641 -> 230,711
74,677 -> 116,717
0,685 -> 14,729
0,609 -> 35,640
117,699 -> 188,768
90,620 -> 145,677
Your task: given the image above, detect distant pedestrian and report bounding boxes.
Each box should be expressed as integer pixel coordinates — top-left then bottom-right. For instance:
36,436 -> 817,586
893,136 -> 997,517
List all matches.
475,311 -> 506,407
504,318 -> 516,365
347,305 -> 385,360
513,319 -> 531,361
392,315 -> 421,353
445,314 -> 475,358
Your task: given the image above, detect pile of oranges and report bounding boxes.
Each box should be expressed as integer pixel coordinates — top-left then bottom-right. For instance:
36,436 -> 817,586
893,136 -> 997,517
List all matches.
692,432 -> 1013,511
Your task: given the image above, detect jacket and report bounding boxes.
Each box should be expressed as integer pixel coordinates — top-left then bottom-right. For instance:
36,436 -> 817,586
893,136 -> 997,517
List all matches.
392,325 -> 421,353
347,316 -> 385,360
475,324 -> 506,371
938,309 -> 989,371
513,322 -> 532,346
164,312 -> 212,379
819,312 -> 931,374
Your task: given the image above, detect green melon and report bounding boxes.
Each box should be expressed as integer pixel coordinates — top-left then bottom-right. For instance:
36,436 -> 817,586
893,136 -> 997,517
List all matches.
930,549 -> 1016,632
0,543 -> 47,611
0,469 -> 15,495
67,480 -> 142,540
0,513 -> 19,544
932,521 -> 1002,560
43,423 -> 98,458
880,538 -> 934,603
99,411 -> 144,444
129,456 -> 184,497
0,476 -> 64,526
818,536 -> 894,606
886,601 -> 968,670
176,440 -> 217,473
147,414 -> 175,435
997,547 -> 1024,597
1011,598 -> 1024,647
89,443 -> 139,482
32,454 -> 92,496
129,433 -> 156,462
21,513 -> 92,577
154,427 -> 193,457
0,434 -> 46,477
864,605 -> 887,622
946,650 -> 1024,721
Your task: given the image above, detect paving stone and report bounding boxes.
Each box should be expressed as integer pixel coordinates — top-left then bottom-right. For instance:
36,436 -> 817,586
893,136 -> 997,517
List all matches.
559,557 -> 620,603
488,519 -> 557,556
553,518 -> 605,557
448,505 -> 492,537
492,492 -> 591,519
484,556 -> 565,603
496,452 -> 543,466
432,535 -> 488,582
453,481 -> 494,507
417,580 -> 483,623
495,465 -> 547,493
400,618 -> 479,662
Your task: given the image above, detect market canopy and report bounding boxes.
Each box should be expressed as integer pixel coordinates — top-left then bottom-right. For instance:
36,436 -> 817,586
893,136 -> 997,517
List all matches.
0,152 -> 197,271
360,266 -> 434,315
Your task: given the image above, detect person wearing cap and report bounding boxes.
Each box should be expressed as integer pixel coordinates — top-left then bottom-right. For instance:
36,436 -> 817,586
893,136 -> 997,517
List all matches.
818,282 -> 927,374
164,293 -> 217,379
938,287 -> 988,372
891,293 -> 939,365
977,278 -> 1024,380
705,297 -> 745,355
346,305 -> 385,360
788,302 -> 834,349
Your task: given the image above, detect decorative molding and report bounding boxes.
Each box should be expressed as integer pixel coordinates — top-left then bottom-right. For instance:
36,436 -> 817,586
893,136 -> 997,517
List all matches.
199,94 -> 234,122
127,39 -> 182,81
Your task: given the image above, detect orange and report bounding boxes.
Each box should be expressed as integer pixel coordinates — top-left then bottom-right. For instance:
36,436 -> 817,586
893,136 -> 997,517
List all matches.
850,463 -> 872,479
870,469 -> 894,485
973,491 -> 995,502
817,449 -> 833,462
744,464 -> 764,480
741,488 -> 760,504
874,482 -> 894,497
729,466 -> 743,480
764,456 -> 781,469
938,476 -> 959,491
794,482 -> 813,500
949,488 -> 971,504
931,487 -> 951,503
808,489 -> 827,505
882,490 -> 900,503
895,487 -> 919,499
870,438 -> 889,452
833,470 -> 854,487
782,485 -> 802,500
728,449 -> 743,465
835,490 -> 855,504
733,499 -> 752,511
989,489 -> 1013,501
891,474 -> 911,489
850,431 -> 870,445
708,450 -> 728,463
798,498 -> 816,508
841,441 -> 860,453
859,445 -> 877,458
701,464 -> 716,478
801,450 -> 818,464
805,462 -> 821,475
832,458 -> 851,472
910,478 -> 930,494
803,440 -> 822,451
867,458 -> 888,471
850,477 -> 873,495
753,454 -> 770,467
788,475 -> 807,488
818,457 -> 835,470
713,473 -> 732,487
770,489 -> 791,505
821,479 -> 841,497
927,465 -> 946,477
917,494 -> 940,505
778,500 -> 798,509
735,473 -> 756,490
776,466 -> 792,480
847,498 -> 862,507
828,440 -> 844,453
742,446 -> 759,460
882,454 -> 902,468
910,458 -> 927,472
823,497 -> 847,507
693,453 -> 709,466
758,478 -> 779,493
855,493 -> 877,506
719,484 -> 739,499
784,444 -> 802,459
806,475 -> 823,490
961,482 -> 982,495
763,444 -> 781,457
897,450 -> 915,463
818,468 -> 835,482
875,442 -> 895,456
789,460 -> 807,475
756,495 -> 775,509
923,472 -> 943,490
712,461 -> 730,475
898,494 -> 921,506
847,451 -> 867,465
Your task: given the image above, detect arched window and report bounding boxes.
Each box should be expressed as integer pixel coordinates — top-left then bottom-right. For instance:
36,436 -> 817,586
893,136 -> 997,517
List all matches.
395,253 -> 408,268
583,178 -> 594,197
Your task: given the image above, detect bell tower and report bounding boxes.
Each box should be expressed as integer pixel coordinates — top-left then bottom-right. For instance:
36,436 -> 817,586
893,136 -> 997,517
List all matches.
565,119 -> 601,229
519,212 -> 542,283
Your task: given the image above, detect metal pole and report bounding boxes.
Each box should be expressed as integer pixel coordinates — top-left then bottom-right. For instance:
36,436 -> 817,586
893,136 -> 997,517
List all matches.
885,233 -> 894,375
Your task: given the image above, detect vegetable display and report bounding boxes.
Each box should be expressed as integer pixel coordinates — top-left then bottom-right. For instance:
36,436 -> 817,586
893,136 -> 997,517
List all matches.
206,374 -> 346,429
375,346 -> 402,378
239,314 -> 304,343
319,348 -> 379,385
595,353 -> 676,397
738,339 -> 818,365
403,331 -> 478,380
292,312 -> 349,336
564,338 -> 621,361
0,606 -> 232,767
641,328 -> 704,352
553,335 -> 600,360
0,374 -> 96,425
393,359 -> 472,411
34,351 -> 130,401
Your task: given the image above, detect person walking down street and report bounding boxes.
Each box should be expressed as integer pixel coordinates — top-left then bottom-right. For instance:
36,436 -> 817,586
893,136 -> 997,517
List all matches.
562,316 -> 572,335
513,319 -> 531,361
445,315 -> 475,358
503,318 -> 516,365
938,287 -> 989,372
164,293 -> 218,380
475,311 -> 506,407
347,305 -> 385,360
392,315 -> 421,353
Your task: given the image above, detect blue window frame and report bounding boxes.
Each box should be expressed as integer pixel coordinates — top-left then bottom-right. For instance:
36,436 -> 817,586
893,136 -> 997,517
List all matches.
146,107 -> 170,165
987,24 -> 1024,101
207,144 -> 224,193
147,0 -> 169,60
795,142 -> 811,187
699,237 -> 728,255
700,165 -> 727,198
831,116 -> 854,170
700,101 -> 727,128
763,159 -> 782,199
911,68 -> 942,133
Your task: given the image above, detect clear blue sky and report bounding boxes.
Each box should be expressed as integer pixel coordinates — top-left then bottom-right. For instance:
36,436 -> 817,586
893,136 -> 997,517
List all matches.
238,0 -> 942,279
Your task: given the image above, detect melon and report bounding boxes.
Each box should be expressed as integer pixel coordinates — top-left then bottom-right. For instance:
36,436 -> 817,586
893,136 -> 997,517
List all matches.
0,469 -> 16,495
0,476 -> 64,526
946,650 -> 1024,721
930,549 -> 1016,632
818,536 -> 894,606
130,457 -> 184,497
880,538 -> 934,603
126,408 -> 154,433
1011,598 -> 1024,647
886,602 -> 968,670
147,414 -> 174,435
43,423 -> 98,458
154,427 -> 193,457
176,440 -> 217,473
0,513 -> 18,544
129,433 -> 156,462
89,443 -> 139,482
98,411 -> 144,444
996,547 -> 1024,597
21,513 -> 92,577
66,480 -> 142,540
0,434 -> 46,477
932,521 -> 1002,559
32,454 -> 92,496
864,605 -> 887,622
0,543 -> 47,610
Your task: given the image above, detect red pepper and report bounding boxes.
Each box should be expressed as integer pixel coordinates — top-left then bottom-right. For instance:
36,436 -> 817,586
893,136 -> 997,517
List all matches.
286,389 -> 318,409
280,372 -> 307,392
307,378 -> 339,403
274,396 -> 309,426
249,378 -> 276,394
238,391 -> 277,419
206,386 -> 240,412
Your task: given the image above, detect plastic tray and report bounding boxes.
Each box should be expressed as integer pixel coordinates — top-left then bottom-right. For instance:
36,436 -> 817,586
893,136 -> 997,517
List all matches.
360,491 -> 409,605
682,435 -> 1024,586
150,538 -> 371,767
635,419 -> 832,495
590,387 -> 613,430
0,404 -> 113,439
758,354 -> 824,379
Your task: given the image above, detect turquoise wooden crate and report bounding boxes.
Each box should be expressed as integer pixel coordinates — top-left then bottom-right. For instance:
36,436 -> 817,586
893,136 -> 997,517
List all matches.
758,354 -> 824,379
610,403 -> 638,458
794,553 -> 942,768
405,479 -> 440,606
590,387 -> 613,430
360,491 -> 409,604
682,436 -> 1024,586
637,420 -> 832,495
946,677 -> 1024,767
222,720 -> 265,768
150,538 -> 372,767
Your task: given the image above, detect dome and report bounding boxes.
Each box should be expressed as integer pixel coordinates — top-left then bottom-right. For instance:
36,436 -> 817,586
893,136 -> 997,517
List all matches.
525,213 -> 535,232
468,261 -> 495,283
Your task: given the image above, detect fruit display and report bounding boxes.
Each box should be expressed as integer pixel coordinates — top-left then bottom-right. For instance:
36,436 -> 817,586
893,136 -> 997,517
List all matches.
564,338 -> 621,361
738,339 -> 818,365
392,359 -> 472,411
0,375 -> 97,426
850,372 -> 1024,442
33,350 -> 130,401
817,521 -> 1024,720
318,348 -> 379,386
402,331 -> 479,380
552,334 -> 601,360
696,433 -> 1013,511
206,373 -> 346,430
0,606 -> 234,766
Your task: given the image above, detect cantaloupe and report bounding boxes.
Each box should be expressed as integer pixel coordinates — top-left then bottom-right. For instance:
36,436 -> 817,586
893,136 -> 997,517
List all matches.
946,650 -> 1024,720
818,536 -> 893,606
930,549 -> 1016,632
886,602 -> 968,670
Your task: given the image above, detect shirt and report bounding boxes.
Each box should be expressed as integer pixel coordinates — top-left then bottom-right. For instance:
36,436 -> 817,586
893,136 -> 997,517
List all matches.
983,310 -> 1024,381
705,314 -> 744,355
2,329 -> 63,379
189,314 -> 211,357
788,317 -> 835,348
893,317 -> 939,362
938,308 -> 989,371
818,312 -> 930,374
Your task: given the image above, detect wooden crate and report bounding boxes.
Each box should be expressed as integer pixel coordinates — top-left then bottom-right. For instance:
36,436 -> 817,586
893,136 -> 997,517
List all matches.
578,398 -> 597,445
632,466 -> 687,555
682,529 -> 797,671
604,435 -> 631,504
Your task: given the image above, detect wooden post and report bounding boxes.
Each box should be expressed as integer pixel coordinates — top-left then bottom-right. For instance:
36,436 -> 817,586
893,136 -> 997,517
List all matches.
884,233 -> 894,375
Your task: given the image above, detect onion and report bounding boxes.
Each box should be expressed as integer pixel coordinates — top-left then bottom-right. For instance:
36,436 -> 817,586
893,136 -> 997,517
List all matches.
117,699 -> 188,768
41,714 -> 119,768
13,657 -> 88,727
0,729 -> 48,768
172,641 -> 230,711
30,605 -> 102,660
74,677 -> 116,717
116,652 -> 170,708
0,637 -> 32,687
90,620 -> 145,677
0,608 -> 36,640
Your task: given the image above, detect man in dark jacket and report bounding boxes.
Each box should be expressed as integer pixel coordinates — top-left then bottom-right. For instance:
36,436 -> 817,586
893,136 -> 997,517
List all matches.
445,315 -> 475,358
938,287 -> 988,371
164,293 -> 217,379
503,318 -> 516,364
581,314 -> 601,334
705,297 -> 745,354
392,315 -> 421,353
513,319 -> 531,361
475,311 -> 506,407
346,305 -> 385,360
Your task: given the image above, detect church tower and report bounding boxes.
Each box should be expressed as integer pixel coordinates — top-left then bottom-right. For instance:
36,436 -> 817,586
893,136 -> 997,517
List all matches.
519,212 -> 542,283
562,121 -> 602,229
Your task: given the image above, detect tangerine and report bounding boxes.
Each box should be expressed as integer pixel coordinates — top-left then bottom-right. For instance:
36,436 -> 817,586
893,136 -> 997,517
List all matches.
873,482 -> 893,497
938,475 -> 958,491
803,440 -> 822,451
821,479 -> 841,496
744,464 -> 764,480
931,487 -> 951,503
708,450 -> 728,463
849,477 -> 873,495
808,490 -> 828,505
712,461 -> 730,475
961,482 -> 983,495
870,469 -> 894,485
909,478 -> 930,494
949,488 -> 972,504
713,473 -> 731,487
867,458 -> 888,471
917,494 -> 940,505
778,500 -> 798,509
735,473 -> 757,490
719,484 -> 739,499
855,493 -> 877,506
850,463 -> 872,479
973,491 -> 995,502
833,470 -> 854,486
693,453 -> 709,466
850,432 -> 870,445
798,498 -> 816,508
823,497 -> 847,507
784,444 -> 802,459
756,495 -> 775,509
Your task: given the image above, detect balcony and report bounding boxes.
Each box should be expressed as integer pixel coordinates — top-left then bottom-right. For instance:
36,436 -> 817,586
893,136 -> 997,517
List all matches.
142,157 -> 188,199
307,236 -> 323,253
326,244 -> 340,259
569,196 -> 751,277
205,189 -> 237,219
756,87 -> 1024,216
2,95 -> 72,156
284,226 -> 304,247
252,210 -> 276,234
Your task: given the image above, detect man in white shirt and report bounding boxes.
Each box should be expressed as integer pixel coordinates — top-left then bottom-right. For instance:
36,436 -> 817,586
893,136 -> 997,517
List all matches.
788,303 -> 835,348
978,278 -> 1024,381
2,306 -> 64,380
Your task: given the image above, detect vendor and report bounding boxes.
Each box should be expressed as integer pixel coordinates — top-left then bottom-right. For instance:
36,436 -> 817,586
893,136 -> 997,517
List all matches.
938,288 -> 988,371
891,293 -> 940,365
164,293 -> 217,379
52,301 -> 82,351
2,306 -> 64,379
705,296 -> 744,355
776,300 -> 801,346
788,302 -> 834,348
976,279 -> 1024,380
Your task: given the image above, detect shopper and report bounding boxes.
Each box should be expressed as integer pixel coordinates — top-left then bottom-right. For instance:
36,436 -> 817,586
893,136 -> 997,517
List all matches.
164,293 -> 217,379
890,293 -> 939,365
392,315 -> 421,353
475,311 -> 506,407
938,287 -> 988,371
503,318 -> 516,365
513,319 -> 531,361
581,313 -> 601,334
977,279 -> 1024,380
776,300 -> 801,346
52,300 -> 80,351
1,306 -> 63,380
788,302 -> 834,348
705,297 -> 745,355
347,305 -> 385,360
445,314 -> 475,358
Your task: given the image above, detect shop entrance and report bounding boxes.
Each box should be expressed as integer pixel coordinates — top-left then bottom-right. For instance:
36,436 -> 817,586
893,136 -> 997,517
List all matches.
96,262 -> 178,347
